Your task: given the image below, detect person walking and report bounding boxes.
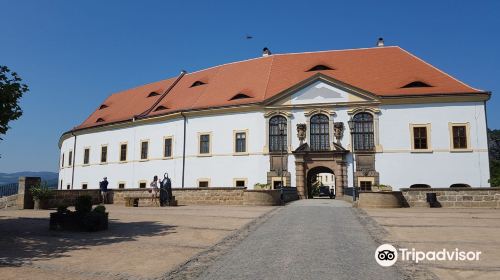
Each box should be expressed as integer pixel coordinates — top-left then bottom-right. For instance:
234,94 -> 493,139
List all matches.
150,175 -> 159,206
99,177 -> 109,204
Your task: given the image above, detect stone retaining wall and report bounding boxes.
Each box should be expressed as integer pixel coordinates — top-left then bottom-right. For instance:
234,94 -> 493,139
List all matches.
0,194 -> 18,209
30,187 -> 299,207
401,188 -> 500,208
357,191 -> 404,208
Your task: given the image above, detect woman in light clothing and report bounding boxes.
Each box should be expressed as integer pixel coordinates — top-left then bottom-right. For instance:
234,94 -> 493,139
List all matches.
150,175 -> 159,205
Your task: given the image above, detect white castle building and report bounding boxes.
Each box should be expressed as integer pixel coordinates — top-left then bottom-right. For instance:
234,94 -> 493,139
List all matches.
58,43 -> 491,198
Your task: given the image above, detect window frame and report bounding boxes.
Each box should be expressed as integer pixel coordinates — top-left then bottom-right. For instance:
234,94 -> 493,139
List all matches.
140,140 -> 149,160
138,180 -> 147,188
163,136 -> 174,159
83,147 -> 90,165
119,142 -> 128,162
118,182 -> 126,189
198,132 -> 212,156
197,178 -> 210,188
100,145 -> 108,164
233,178 -> 248,188
61,153 -> 65,168
81,183 -> 88,190
309,114 -> 330,151
269,115 -> 287,153
233,130 -> 248,155
449,122 -> 472,152
409,124 -> 432,152
352,112 -> 375,152
68,150 -> 73,166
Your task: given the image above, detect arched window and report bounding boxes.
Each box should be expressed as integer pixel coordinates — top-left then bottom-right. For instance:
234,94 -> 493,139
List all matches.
269,115 -> 287,152
352,113 -> 374,151
310,114 -> 329,151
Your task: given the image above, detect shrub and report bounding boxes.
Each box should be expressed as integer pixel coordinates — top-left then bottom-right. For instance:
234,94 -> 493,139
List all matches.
82,212 -> 106,231
30,182 -> 53,200
75,195 -> 92,213
93,205 -> 106,214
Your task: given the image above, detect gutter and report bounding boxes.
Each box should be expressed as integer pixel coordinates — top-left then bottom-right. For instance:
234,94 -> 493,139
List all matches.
71,131 -> 77,189
181,111 -> 187,188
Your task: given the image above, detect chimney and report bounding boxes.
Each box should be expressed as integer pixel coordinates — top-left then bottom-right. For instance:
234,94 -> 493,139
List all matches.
262,47 -> 271,57
376,37 -> 384,47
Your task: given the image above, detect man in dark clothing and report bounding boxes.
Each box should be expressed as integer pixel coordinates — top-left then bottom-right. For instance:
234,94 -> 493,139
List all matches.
99,177 -> 109,204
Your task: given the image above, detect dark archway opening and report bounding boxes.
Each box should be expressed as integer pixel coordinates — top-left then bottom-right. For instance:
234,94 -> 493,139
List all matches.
306,166 -> 335,199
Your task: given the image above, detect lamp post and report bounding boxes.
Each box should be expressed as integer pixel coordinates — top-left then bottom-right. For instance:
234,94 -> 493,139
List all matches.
278,122 -> 286,203
347,117 -> 356,202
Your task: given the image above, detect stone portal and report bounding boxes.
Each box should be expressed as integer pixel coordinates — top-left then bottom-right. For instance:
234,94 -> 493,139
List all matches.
293,143 -> 348,199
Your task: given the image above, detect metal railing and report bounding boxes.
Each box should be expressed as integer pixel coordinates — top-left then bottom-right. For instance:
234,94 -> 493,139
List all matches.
0,183 -> 19,197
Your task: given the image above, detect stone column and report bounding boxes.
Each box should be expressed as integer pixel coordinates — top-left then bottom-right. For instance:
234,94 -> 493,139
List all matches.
17,177 -> 41,209
295,158 -> 306,199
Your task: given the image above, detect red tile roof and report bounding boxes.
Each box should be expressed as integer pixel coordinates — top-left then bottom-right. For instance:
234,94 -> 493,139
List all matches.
76,46 -> 484,130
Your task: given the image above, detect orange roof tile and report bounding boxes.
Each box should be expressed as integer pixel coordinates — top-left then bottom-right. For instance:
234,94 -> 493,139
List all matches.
76,46 -> 484,130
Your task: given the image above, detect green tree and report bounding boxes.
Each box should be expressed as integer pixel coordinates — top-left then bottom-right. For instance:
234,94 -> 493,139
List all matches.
0,65 -> 29,140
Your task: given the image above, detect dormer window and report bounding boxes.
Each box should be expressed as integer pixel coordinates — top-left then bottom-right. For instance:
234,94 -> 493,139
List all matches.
401,81 -> 432,88
190,81 -> 206,87
147,91 -> 160,97
229,93 -> 252,100
99,104 -> 108,110
307,65 -> 334,71
96,118 -> 105,123
154,106 -> 168,112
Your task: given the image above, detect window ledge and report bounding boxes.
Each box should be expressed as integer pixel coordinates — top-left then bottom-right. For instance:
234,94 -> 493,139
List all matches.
139,159 -> 149,162
82,164 -> 90,167
99,162 -> 108,165
119,161 -> 127,164
233,152 -> 249,156
162,157 -> 173,160
450,149 -> 473,153
411,149 -> 433,153
197,154 -> 212,157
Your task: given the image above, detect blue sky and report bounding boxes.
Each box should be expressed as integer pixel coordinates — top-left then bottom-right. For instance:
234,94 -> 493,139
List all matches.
0,0 -> 499,173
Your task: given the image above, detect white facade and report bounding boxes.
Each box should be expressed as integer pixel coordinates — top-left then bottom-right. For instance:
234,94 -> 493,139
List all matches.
59,80 -> 491,191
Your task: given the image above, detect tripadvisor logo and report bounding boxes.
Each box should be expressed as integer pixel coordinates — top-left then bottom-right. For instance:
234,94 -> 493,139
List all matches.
375,244 -> 482,267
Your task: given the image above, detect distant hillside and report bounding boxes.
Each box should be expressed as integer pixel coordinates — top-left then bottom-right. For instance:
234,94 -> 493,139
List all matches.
0,171 -> 58,185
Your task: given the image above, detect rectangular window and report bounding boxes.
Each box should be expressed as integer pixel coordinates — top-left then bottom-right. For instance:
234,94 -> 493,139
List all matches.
118,183 -> 125,189
198,181 -> 209,188
164,138 -> 172,158
235,132 -> 247,153
452,125 -> 468,149
61,153 -> 65,168
140,141 -> 149,160
101,146 -> 108,163
139,182 -> 146,188
66,184 -> 70,190
82,183 -> 88,189
199,134 -> 210,154
360,181 -> 372,191
60,180 -> 63,189
120,143 -> 127,162
413,127 -> 428,150
68,151 -> 73,166
235,180 -> 246,187
83,148 -> 90,165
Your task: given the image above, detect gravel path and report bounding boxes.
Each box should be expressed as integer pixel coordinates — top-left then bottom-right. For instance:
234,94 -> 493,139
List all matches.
196,199 -> 402,280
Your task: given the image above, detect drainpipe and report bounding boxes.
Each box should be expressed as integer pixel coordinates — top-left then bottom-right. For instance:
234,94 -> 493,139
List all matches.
181,111 -> 187,188
71,132 -> 77,190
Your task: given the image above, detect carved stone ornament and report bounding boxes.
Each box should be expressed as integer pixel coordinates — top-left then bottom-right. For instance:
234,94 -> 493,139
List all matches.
297,123 -> 307,145
334,122 -> 344,143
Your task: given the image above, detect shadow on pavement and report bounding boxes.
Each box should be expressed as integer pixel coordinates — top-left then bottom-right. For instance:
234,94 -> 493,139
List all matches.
0,216 -> 176,266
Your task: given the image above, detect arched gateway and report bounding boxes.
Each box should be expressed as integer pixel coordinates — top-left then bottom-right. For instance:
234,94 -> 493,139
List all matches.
293,142 -> 348,199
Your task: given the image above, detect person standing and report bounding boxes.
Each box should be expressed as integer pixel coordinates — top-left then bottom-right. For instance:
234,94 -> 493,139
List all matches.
150,175 -> 159,205
99,177 -> 109,204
